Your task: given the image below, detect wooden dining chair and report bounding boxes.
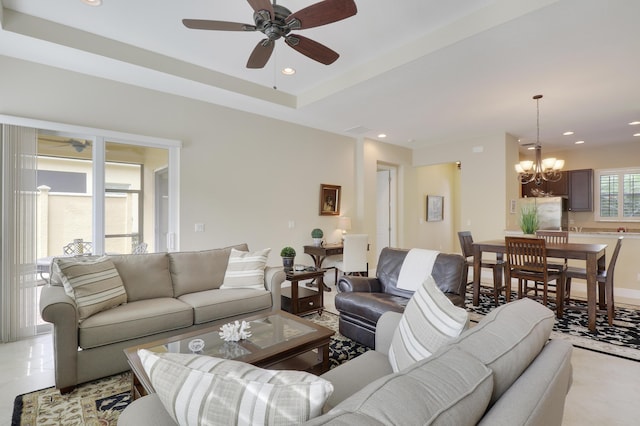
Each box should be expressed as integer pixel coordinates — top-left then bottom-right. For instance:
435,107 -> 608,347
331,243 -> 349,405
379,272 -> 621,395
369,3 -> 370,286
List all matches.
458,231 -> 508,306
564,236 -> 623,325
505,236 -> 566,318
534,230 -> 569,298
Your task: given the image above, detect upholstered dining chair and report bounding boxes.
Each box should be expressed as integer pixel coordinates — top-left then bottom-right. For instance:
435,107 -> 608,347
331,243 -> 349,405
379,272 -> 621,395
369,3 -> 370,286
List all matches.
334,234 -> 369,281
458,231 -> 508,306
564,236 -> 623,325
505,236 -> 566,318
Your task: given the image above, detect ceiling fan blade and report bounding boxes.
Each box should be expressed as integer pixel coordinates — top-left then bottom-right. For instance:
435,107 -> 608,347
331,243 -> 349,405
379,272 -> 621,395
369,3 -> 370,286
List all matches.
285,34 -> 339,65
182,19 -> 256,31
286,0 -> 357,30
247,0 -> 274,20
247,39 -> 275,69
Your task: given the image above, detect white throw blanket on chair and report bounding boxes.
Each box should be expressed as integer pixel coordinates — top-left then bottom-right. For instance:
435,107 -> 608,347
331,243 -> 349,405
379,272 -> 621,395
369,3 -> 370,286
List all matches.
396,248 -> 440,292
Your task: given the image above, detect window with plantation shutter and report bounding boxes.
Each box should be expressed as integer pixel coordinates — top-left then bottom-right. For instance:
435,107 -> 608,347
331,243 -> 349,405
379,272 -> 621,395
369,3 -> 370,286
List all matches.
595,168 -> 640,221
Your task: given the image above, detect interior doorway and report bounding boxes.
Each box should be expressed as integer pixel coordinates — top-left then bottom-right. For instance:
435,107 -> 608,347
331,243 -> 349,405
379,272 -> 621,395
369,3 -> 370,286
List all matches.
376,164 -> 398,261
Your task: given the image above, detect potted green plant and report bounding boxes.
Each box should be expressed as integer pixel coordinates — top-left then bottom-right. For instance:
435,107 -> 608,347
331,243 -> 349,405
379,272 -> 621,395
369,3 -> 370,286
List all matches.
519,205 -> 539,235
280,246 -> 296,270
311,228 -> 324,246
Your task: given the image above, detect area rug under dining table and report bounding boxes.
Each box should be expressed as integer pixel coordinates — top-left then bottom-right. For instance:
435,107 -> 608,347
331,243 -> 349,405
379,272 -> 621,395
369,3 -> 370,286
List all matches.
11,312 -> 368,426
467,293 -> 640,361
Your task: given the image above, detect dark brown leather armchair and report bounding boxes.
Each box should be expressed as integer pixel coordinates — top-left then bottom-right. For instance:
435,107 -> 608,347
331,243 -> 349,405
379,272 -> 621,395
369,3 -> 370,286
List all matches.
334,247 -> 467,348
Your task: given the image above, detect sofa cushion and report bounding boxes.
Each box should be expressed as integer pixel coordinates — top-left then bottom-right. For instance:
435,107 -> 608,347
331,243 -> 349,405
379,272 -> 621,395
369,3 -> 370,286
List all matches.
138,349 -> 333,426
388,276 -> 468,372
169,244 -> 248,297
52,256 -> 127,321
109,253 -> 173,301
309,346 -> 493,426
320,350 -> 393,409
451,298 -> 555,404
178,288 -> 272,324
220,248 -> 270,290
78,298 -> 193,349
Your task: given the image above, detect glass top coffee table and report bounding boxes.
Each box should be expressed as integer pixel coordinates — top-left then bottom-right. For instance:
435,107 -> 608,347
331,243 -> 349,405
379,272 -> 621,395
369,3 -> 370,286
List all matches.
124,310 -> 334,399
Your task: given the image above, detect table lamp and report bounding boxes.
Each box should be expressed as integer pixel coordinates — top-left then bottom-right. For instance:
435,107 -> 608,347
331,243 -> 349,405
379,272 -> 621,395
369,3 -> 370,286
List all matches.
337,216 -> 351,240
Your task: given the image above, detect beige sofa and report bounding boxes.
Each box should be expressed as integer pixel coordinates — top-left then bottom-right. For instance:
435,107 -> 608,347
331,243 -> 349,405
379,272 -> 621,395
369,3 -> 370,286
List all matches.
40,243 -> 286,392
118,298 -> 573,426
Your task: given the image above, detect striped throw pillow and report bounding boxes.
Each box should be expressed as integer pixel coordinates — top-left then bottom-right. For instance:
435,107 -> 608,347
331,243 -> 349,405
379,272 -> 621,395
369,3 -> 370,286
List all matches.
388,275 -> 468,372
220,248 -> 270,290
138,349 -> 333,426
52,256 -> 127,321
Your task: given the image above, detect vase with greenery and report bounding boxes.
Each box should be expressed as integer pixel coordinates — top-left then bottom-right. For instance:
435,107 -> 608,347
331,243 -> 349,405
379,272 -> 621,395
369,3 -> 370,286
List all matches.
311,228 -> 324,246
519,206 -> 539,235
280,246 -> 296,270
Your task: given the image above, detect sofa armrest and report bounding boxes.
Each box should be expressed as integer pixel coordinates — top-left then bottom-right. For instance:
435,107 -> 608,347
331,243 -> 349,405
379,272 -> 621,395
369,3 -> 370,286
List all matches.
264,266 -> 286,311
40,285 -> 80,391
374,311 -> 402,355
337,276 -> 382,293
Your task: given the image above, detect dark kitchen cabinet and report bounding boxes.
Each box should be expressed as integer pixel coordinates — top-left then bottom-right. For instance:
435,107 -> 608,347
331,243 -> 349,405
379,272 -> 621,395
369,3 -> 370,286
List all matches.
568,169 -> 593,212
520,173 -> 568,197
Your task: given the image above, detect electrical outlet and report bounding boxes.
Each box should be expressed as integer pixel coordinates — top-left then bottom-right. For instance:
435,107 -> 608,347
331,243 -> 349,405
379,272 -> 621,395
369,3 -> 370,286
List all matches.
195,223 -> 205,232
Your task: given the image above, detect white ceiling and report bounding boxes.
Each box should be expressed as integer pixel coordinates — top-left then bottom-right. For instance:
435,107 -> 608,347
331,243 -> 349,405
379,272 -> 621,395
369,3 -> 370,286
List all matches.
1,0 -> 639,153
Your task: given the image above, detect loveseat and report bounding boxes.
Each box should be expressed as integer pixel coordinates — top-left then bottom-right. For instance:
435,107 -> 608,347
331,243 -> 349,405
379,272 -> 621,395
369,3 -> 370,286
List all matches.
335,247 -> 467,348
118,298 -> 573,425
40,243 -> 285,392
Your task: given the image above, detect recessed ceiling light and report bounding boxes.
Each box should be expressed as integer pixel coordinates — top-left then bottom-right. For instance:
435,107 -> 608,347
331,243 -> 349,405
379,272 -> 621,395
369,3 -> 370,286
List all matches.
575,140 -> 585,144
629,121 -> 640,126
281,67 -> 295,75
634,133 -> 640,137
563,131 -> 574,136
81,0 -> 102,6
377,133 -> 387,138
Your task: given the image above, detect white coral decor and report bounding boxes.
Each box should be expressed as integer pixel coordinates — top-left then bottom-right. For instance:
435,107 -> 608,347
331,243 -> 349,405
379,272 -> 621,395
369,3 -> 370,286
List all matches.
219,320 -> 252,342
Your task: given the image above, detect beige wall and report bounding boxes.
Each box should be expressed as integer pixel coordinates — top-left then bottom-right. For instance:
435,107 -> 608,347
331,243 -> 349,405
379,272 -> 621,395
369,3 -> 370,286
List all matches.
412,133 -> 512,254
0,55 -> 355,266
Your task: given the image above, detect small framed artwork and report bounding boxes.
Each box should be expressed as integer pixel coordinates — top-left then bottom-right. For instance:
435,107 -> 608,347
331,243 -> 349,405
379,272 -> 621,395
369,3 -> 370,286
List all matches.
320,184 -> 341,216
426,195 -> 444,222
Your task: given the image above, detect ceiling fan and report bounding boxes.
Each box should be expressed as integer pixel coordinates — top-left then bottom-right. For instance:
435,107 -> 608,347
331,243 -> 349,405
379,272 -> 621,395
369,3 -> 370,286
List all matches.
182,0 -> 357,69
39,136 -> 91,152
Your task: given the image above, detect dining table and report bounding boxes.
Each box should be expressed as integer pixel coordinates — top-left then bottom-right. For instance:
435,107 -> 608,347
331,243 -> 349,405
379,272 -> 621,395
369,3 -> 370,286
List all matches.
472,238 -> 608,332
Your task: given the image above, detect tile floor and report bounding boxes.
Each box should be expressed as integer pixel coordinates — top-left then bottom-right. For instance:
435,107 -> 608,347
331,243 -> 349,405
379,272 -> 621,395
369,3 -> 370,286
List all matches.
1,276 -> 638,425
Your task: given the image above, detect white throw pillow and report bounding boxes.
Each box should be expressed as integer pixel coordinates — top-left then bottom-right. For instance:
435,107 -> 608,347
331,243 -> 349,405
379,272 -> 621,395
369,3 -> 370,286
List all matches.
138,349 -> 333,426
388,275 -> 469,372
52,255 -> 127,321
220,248 -> 270,290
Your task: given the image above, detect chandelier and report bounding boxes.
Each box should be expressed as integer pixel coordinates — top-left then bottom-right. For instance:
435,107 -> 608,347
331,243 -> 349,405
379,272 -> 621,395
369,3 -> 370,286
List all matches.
515,94 -> 564,185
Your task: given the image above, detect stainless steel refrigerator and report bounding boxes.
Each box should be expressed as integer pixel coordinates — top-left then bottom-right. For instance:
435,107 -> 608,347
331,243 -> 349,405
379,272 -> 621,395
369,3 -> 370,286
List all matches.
518,197 -> 568,231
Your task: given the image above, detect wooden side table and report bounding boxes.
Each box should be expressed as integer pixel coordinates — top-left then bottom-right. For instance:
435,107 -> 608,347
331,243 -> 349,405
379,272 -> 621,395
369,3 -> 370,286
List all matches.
281,269 -> 325,316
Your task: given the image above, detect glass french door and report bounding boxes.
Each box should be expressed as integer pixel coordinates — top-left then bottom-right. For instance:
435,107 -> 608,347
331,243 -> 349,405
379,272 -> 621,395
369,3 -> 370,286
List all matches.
1,114 -> 180,340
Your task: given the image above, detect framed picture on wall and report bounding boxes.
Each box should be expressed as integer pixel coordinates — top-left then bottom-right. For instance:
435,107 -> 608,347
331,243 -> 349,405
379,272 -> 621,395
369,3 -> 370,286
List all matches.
320,184 -> 341,216
426,195 -> 444,222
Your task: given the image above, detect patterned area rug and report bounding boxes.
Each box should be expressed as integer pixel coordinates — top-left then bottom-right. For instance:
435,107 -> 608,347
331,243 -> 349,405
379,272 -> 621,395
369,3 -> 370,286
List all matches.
11,312 -> 367,426
467,293 -> 640,361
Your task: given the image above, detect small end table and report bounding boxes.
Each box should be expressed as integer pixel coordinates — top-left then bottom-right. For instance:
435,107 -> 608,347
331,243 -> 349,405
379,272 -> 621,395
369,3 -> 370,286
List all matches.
281,269 -> 325,316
